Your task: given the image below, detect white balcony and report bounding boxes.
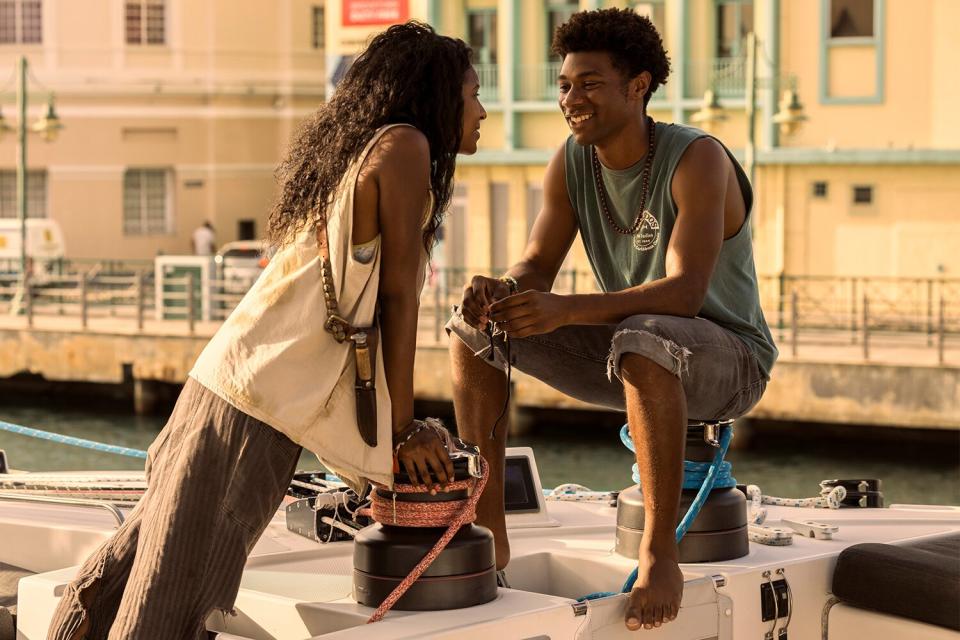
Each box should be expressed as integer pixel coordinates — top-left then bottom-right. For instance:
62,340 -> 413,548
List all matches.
516,61 -> 562,102
475,63 -> 500,103
686,57 -> 747,99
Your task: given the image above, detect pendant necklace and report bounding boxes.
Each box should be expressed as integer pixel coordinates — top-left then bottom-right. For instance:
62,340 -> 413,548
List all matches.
590,116 -> 657,251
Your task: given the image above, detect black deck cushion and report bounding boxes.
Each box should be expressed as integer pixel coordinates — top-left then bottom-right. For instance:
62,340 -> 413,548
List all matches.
832,533 -> 960,631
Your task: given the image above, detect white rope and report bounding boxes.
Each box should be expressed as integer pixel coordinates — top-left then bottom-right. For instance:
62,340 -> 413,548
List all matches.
544,483 -> 617,503
542,483 -> 846,546
744,484 -> 846,546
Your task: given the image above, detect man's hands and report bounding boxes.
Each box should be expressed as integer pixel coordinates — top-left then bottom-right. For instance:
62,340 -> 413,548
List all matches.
459,275 -> 571,339
459,275 -> 512,330
488,291 -> 570,338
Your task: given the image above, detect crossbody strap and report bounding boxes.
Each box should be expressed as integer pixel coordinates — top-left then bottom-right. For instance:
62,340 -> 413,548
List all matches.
316,219 -> 356,343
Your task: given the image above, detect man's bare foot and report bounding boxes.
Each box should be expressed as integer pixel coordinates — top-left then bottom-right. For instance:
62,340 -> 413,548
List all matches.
625,547 -> 684,630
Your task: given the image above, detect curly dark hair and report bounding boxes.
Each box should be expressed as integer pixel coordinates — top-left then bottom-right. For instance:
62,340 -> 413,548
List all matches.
552,8 -> 671,107
269,22 -> 472,251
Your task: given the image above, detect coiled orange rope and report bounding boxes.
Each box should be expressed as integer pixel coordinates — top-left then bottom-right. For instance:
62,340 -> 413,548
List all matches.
364,456 -> 489,623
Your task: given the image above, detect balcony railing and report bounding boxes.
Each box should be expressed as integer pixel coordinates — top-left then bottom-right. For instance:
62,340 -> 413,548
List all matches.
516,62 -> 562,102
475,63 -> 500,103
686,56 -> 746,99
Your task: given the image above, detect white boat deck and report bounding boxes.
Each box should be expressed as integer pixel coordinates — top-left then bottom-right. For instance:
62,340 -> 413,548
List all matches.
7,494 -> 960,639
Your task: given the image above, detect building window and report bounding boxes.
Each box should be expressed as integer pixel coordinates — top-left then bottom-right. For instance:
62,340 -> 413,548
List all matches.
629,1 -> 666,36
852,185 -> 873,205
716,0 -> 753,58
124,169 -> 172,235
0,0 -> 42,44
467,10 -> 497,65
546,0 -> 578,60
126,0 -> 165,45
0,170 -> 47,218
812,181 -> 828,198
237,219 -> 255,241
830,0 -> 873,38
312,5 -> 324,49
490,182 -> 509,271
444,185 -> 468,275
820,0 -> 883,105
526,184 -> 543,236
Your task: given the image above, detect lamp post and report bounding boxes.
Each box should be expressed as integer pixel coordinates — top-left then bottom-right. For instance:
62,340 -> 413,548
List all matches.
690,33 -> 806,335
691,32 -> 807,188
0,56 -> 63,304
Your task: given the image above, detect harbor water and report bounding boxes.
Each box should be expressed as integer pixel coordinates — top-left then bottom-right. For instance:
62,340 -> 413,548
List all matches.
1,402 -> 957,507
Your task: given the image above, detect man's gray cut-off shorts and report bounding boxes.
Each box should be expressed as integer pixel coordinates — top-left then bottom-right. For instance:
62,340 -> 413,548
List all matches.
447,313 -> 767,421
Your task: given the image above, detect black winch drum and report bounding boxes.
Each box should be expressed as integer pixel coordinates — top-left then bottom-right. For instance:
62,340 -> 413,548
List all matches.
615,485 -> 749,562
615,423 -> 750,563
353,459 -> 497,610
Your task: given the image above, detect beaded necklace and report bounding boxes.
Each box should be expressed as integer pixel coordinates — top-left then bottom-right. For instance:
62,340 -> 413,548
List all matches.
590,116 -> 657,245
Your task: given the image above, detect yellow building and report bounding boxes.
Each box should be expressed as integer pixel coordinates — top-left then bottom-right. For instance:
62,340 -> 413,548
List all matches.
0,0 -> 327,259
1,0 -> 958,288
430,0 -> 960,287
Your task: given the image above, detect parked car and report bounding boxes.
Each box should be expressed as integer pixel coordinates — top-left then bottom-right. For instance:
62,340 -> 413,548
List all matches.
0,219 -> 65,282
214,240 -> 271,290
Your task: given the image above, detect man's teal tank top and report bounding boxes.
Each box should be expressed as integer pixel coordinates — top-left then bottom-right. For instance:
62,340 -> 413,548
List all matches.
564,122 -> 778,378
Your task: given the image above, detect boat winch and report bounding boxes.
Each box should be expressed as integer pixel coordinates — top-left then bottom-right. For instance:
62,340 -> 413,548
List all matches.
615,420 -> 750,563
353,454 -> 498,613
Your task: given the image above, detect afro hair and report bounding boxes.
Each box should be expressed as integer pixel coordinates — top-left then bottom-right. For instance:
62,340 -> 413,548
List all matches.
552,8 -> 671,106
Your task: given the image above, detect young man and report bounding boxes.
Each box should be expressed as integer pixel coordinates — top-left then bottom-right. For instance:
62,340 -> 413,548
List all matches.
447,8 -> 777,632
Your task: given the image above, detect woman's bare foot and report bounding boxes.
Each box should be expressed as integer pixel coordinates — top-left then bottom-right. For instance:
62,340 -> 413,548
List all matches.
625,546 -> 684,630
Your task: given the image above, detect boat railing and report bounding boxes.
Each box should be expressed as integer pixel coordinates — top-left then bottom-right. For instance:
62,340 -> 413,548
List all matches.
0,491 -> 126,527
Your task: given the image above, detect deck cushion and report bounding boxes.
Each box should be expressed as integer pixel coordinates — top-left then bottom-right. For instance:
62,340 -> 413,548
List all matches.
832,533 -> 960,631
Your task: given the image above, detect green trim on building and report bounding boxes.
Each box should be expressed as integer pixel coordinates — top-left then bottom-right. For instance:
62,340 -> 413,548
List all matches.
461,147 -> 960,168
673,0 -> 687,123
503,0 -> 520,149
818,0 -> 886,105
458,149 -> 555,165
757,148 -> 960,165
764,0 -> 781,149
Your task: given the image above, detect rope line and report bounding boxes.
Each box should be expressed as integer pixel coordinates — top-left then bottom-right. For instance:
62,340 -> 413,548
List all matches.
578,424 -> 734,602
0,419 -> 148,459
365,456 -> 489,624
618,424 -> 738,490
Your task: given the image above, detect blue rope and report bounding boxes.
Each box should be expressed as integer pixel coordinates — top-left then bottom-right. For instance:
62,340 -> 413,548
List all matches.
619,425 -> 737,490
578,423 -> 734,602
0,419 -> 148,459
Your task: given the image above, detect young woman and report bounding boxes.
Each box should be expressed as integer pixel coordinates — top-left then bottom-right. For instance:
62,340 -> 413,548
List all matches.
48,22 -> 485,639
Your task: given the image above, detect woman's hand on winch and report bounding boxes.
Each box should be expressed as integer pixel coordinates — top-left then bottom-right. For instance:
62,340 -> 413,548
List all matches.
394,419 -> 456,492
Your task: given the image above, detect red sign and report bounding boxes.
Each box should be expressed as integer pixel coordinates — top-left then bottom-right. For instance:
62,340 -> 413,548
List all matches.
342,0 -> 409,26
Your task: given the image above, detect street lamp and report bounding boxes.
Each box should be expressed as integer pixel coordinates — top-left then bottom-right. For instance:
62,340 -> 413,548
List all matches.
0,56 -> 63,305
691,32 -> 807,188
689,88 -> 727,129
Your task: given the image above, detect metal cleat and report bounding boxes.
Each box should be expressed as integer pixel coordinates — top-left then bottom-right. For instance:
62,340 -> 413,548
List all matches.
781,518 -> 839,540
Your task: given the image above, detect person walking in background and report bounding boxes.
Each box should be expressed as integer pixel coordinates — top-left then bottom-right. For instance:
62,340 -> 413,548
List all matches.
48,22 -> 485,639
191,220 -> 216,256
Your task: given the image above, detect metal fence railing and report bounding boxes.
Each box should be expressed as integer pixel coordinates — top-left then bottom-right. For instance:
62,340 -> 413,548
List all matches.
758,274 -> 960,336
685,56 -> 747,99
474,63 -> 499,103
1,266 -> 956,363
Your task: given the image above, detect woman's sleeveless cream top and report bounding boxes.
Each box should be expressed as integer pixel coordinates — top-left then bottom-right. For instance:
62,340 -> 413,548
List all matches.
190,124 -> 429,492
